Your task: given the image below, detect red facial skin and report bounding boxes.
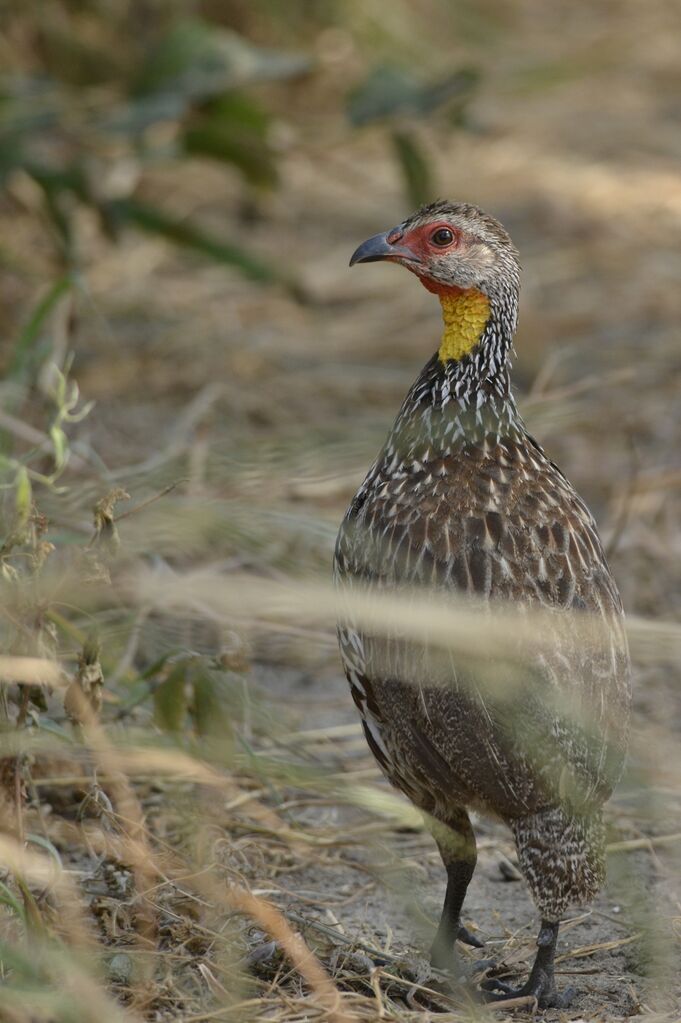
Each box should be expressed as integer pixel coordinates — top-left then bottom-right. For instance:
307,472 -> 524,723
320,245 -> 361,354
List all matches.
388,222 -> 465,297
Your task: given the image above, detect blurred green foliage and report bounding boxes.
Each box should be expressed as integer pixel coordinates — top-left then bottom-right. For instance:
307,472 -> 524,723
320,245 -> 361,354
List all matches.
0,2 -> 479,288
0,9 -> 308,284
348,65 -> 478,205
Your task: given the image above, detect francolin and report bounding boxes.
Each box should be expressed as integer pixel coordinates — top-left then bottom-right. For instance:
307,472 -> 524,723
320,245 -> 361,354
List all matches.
334,201 -> 631,1007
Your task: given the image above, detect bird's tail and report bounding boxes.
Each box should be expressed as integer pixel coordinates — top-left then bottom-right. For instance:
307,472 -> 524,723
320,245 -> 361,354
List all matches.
511,806 -> 605,921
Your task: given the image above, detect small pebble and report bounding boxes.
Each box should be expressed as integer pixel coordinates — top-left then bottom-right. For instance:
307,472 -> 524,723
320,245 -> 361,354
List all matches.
107,953 -> 133,983
498,855 -> 523,882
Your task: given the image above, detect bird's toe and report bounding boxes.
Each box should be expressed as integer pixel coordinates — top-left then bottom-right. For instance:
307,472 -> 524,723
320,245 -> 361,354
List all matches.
457,923 -> 484,948
480,971 -> 576,1010
480,976 -> 516,996
468,956 -> 497,978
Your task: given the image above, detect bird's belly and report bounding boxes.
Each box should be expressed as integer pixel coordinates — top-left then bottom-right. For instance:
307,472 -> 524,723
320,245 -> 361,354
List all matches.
352,669 -> 544,821
335,446 -> 631,818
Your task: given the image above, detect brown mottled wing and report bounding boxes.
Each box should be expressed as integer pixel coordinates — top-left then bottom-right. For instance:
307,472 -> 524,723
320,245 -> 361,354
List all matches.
335,432 -> 630,815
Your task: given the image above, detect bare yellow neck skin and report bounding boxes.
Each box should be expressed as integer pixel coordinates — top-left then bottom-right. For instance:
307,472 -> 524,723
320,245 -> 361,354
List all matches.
438,289 -> 490,363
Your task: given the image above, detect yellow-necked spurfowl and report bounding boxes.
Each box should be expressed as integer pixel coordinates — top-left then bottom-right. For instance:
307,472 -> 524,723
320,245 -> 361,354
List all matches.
334,201 -> 631,1007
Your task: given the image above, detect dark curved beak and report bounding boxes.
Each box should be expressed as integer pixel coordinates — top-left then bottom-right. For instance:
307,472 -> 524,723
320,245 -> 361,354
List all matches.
349,230 -> 419,267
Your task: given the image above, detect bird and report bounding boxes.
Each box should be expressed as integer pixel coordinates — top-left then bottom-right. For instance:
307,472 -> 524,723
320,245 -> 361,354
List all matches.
334,200 -> 631,1008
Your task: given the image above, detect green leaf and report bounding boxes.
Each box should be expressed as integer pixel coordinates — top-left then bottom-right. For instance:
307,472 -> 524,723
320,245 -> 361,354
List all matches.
0,937 -> 45,979
49,424 -> 68,472
14,876 -> 45,935
116,650 -> 183,716
7,275 -> 73,382
132,17 -> 308,104
0,78 -> 62,181
13,466 -> 32,532
108,198 -> 291,287
0,881 -> 25,922
347,65 -> 478,126
17,164 -> 297,291
25,833 -> 63,870
183,93 -> 278,189
191,667 -> 233,739
348,66 -> 420,125
154,662 -> 188,733
36,716 -> 78,745
391,129 -> 434,208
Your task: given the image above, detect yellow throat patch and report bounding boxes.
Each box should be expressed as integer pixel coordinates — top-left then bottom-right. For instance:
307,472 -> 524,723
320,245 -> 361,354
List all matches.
438,289 -> 490,363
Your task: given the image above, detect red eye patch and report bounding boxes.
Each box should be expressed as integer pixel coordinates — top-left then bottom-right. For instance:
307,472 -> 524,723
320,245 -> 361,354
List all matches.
401,221 -> 461,259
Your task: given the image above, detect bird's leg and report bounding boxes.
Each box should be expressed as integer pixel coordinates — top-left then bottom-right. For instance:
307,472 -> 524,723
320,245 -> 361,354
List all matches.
427,810 -> 482,972
432,857 -> 479,966
481,919 -> 576,1008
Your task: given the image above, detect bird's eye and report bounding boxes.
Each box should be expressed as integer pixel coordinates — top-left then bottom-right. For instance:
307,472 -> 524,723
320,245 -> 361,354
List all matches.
431,227 -> 454,247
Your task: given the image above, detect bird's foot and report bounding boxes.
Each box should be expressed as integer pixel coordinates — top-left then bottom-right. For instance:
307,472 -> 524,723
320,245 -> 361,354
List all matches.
481,970 -> 576,1010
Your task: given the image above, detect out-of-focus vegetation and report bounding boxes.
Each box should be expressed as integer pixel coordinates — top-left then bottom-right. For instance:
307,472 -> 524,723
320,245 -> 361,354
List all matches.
0,5 -> 307,288
1,1 -> 681,1021
0,0 -> 477,299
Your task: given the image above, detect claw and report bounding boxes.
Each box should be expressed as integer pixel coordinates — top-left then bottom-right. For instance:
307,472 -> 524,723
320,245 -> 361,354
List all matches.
481,973 -> 576,1009
480,976 -> 515,995
468,957 -> 497,978
478,917 -> 577,1009
457,924 -> 484,949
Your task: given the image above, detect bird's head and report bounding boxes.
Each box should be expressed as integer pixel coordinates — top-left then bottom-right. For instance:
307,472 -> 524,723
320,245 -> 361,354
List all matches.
350,201 -> 520,368
350,199 -> 519,302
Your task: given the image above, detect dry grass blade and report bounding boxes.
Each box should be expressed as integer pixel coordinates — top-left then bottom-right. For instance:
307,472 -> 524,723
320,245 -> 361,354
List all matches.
606,833 -> 681,854
226,887 -> 355,1023
131,567 -> 681,670
0,657 -> 64,687
555,933 -> 640,963
61,684 -> 159,1005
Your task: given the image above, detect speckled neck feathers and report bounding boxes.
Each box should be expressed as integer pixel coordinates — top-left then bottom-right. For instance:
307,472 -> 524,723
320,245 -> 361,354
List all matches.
436,285 -> 517,397
388,294 -> 521,463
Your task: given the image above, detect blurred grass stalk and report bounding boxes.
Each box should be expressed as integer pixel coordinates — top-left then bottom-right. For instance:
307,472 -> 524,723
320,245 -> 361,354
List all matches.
129,564 -> 681,674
